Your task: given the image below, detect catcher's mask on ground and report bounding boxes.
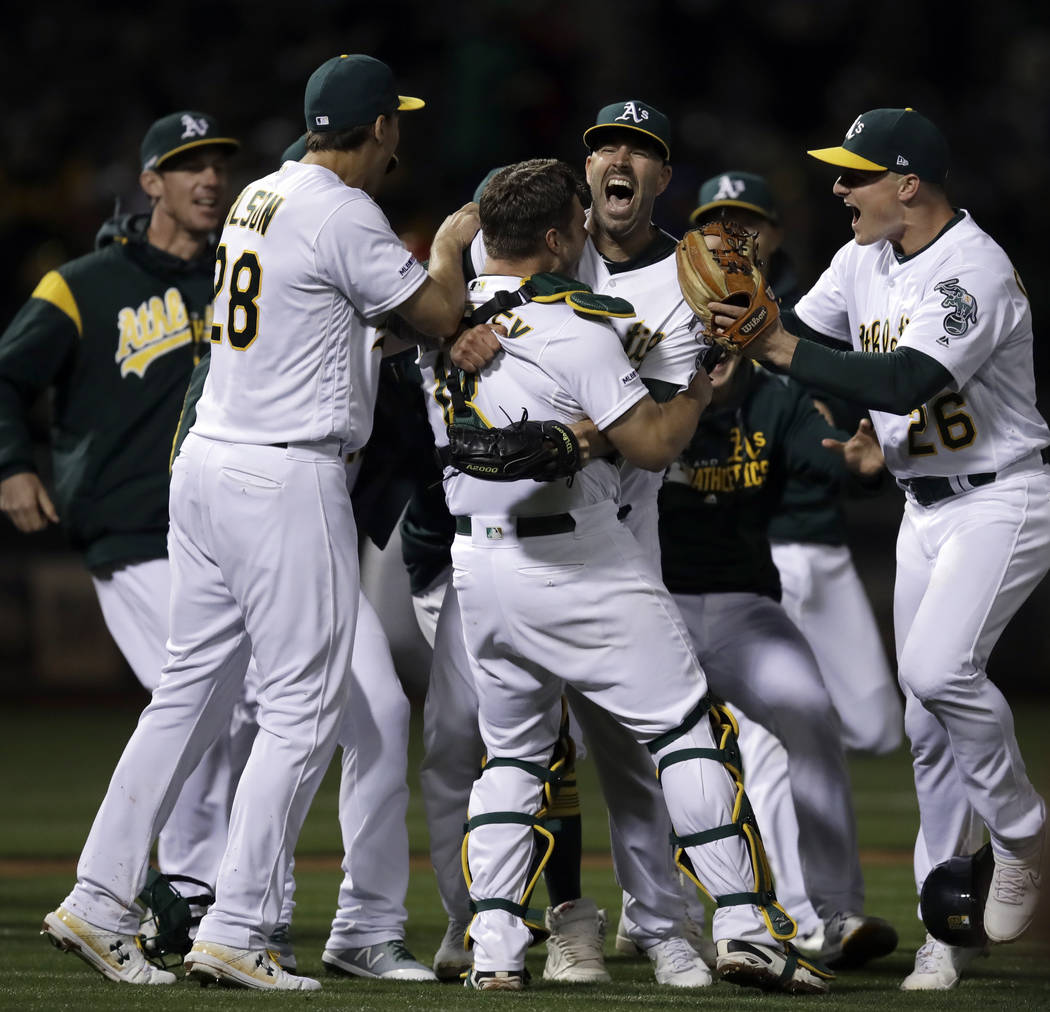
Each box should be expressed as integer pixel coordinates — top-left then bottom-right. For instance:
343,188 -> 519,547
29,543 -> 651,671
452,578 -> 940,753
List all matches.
919,842 -> 994,948
136,868 -> 215,969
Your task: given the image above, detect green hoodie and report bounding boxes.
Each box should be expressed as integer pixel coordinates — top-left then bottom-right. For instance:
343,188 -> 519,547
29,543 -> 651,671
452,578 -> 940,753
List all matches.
0,213 -> 213,569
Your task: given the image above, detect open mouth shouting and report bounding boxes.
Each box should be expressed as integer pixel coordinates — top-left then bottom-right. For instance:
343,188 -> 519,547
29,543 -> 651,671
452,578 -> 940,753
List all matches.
603,174 -> 636,216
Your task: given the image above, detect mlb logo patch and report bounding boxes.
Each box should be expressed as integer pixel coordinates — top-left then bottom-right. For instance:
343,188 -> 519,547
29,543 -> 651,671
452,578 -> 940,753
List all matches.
399,256 -> 416,278
315,115 -> 330,126
485,526 -> 504,540
620,369 -> 638,386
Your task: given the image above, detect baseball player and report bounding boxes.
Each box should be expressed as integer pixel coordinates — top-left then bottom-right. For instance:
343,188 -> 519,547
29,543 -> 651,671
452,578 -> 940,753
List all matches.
720,107 -> 1050,990
657,343 -> 899,970
421,102 -> 721,988
42,53 -> 476,990
690,170 -> 902,757
434,157 -> 830,995
0,112 -> 243,892
169,341 -> 437,982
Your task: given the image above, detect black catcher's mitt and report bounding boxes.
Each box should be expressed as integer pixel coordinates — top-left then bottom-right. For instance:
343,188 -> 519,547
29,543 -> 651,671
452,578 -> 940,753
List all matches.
447,414 -> 581,482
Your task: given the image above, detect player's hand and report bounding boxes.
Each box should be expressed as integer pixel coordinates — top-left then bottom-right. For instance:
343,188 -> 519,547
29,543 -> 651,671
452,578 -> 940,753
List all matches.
450,323 -> 506,373
0,472 -> 59,532
433,202 -> 481,250
822,418 -> 884,479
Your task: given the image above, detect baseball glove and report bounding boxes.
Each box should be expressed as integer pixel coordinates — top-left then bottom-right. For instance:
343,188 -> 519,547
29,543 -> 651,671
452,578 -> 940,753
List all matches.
676,222 -> 780,352
447,413 -> 581,483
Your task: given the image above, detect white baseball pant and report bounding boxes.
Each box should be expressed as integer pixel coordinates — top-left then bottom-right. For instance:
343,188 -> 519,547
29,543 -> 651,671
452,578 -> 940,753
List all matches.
894,470 -> 1050,887
672,590 -> 865,920
455,503 -> 777,971
65,433 -> 359,947
91,558 -> 242,888
771,540 -> 903,754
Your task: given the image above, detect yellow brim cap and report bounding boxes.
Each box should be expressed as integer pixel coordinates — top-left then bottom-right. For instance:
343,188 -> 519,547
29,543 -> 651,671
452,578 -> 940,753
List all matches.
398,96 -> 425,111
807,146 -> 887,172
689,199 -> 775,225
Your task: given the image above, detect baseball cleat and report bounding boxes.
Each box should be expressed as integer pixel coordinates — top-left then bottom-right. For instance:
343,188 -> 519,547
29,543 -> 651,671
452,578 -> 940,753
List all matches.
184,940 -> 320,990
614,908 -> 642,956
820,911 -> 898,968
900,933 -> 985,991
464,967 -> 531,990
644,936 -> 713,987
41,906 -> 176,985
716,938 -> 832,995
984,852 -> 1043,943
432,918 -> 472,980
322,939 -> 437,981
542,898 -> 611,983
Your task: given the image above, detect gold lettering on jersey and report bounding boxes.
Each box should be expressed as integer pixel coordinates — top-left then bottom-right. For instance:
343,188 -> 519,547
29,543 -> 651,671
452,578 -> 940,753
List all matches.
671,458 -> 771,492
858,315 -> 909,353
491,311 -> 532,339
227,188 -> 285,236
727,425 -> 766,463
622,322 -> 665,367
114,287 -> 211,378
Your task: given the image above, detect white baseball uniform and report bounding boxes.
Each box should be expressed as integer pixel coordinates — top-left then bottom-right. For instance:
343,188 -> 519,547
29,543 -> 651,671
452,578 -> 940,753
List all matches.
63,159 -> 428,948
419,232 -> 710,949
436,274 -> 782,973
794,209 -> 1050,884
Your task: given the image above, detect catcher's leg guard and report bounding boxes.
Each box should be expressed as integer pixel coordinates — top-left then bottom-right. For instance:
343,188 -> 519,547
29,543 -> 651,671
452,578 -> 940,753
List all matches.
540,704 -> 582,907
462,741 -> 573,945
647,697 -> 796,942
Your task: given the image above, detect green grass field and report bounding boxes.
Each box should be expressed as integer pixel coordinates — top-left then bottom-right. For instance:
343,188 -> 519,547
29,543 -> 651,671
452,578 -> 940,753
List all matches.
2,698 -> 1048,1010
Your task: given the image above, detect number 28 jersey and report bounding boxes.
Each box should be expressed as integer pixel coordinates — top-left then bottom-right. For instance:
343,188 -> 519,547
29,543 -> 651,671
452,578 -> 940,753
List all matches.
194,161 -> 427,450
794,211 -> 1049,478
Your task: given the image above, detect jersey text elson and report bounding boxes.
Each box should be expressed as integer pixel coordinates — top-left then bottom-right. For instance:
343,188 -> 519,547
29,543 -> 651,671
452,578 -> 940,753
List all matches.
224,188 -> 286,235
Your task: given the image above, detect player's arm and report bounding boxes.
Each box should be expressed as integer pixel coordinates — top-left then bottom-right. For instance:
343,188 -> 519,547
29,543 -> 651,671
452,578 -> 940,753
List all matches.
568,375 -> 682,464
602,369 -> 712,472
712,305 -> 953,414
393,203 -> 479,340
0,277 -> 79,531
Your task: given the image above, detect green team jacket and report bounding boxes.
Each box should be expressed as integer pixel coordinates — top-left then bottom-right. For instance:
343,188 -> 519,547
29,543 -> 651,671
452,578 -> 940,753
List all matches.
658,362 -> 855,601
0,214 -> 213,570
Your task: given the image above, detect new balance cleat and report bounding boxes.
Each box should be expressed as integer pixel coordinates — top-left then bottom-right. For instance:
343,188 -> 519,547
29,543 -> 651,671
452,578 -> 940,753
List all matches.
322,939 -> 437,981
542,898 -> 610,983
42,906 -> 176,985
900,933 -> 985,991
184,940 -> 320,990
716,938 -> 832,995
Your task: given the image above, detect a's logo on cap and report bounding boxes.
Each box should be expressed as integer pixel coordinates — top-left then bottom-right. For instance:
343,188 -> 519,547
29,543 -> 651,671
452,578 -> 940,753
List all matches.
180,114 -> 210,140
713,175 -> 746,201
615,101 -> 649,125
315,115 -> 330,126
846,115 -> 865,139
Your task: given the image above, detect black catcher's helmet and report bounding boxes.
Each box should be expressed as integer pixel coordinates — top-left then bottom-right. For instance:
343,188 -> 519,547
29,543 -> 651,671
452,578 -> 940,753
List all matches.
919,842 -> 994,947
136,868 -> 215,969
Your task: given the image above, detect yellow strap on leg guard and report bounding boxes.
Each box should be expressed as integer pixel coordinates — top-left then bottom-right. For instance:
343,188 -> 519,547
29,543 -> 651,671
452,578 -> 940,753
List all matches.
660,702 -> 796,941
461,752 -> 563,943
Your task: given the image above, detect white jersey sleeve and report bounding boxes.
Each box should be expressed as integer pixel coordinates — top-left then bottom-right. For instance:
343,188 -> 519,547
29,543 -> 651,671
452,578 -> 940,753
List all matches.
793,242 -> 854,345
317,197 -> 427,319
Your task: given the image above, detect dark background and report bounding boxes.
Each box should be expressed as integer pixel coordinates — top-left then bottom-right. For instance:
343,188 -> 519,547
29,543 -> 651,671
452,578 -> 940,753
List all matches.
2,0 -> 1049,695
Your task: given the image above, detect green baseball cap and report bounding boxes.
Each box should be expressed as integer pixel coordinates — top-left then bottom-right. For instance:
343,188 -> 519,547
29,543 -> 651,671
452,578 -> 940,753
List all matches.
582,100 -> 671,161
808,107 -> 949,183
690,171 -> 780,225
140,111 -> 239,172
304,54 -> 424,133
282,134 -> 307,163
